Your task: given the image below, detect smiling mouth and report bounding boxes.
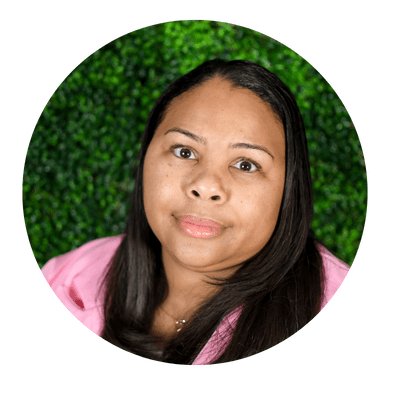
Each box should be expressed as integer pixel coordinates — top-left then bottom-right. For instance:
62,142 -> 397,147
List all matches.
177,215 -> 223,239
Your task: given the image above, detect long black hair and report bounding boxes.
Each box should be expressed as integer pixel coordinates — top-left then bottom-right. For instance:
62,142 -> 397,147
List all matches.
100,59 -> 325,363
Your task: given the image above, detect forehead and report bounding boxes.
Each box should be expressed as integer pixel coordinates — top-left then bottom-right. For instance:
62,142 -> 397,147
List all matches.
156,78 -> 285,152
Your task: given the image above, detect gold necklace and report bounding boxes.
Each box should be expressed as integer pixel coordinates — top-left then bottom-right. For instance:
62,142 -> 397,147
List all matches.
160,305 -> 186,332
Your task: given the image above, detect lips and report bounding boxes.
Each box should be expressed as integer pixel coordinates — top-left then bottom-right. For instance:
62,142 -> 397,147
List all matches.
177,215 -> 223,239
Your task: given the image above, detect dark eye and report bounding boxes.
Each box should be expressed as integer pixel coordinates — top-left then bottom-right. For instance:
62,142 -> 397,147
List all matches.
232,160 -> 258,172
172,147 -> 195,159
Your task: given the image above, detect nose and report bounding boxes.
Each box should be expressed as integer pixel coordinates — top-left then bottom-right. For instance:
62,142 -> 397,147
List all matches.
185,168 -> 228,204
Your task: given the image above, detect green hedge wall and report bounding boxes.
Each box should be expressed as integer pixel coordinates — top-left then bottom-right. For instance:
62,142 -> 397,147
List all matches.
23,21 -> 367,268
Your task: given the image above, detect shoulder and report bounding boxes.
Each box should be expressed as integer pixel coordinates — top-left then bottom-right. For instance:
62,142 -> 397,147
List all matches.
41,235 -> 124,334
317,243 -> 350,309
42,235 -> 123,284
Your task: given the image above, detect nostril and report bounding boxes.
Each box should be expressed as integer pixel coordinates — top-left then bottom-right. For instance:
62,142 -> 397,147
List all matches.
211,195 -> 221,201
192,190 -> 200,197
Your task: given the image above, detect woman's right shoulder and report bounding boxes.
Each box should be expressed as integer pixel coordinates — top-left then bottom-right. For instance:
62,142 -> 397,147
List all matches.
40,235 -> 124,335
41,235 -> 124,286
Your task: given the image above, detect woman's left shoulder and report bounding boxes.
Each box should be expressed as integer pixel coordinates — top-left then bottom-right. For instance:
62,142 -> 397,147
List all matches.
317,244 -> 350,309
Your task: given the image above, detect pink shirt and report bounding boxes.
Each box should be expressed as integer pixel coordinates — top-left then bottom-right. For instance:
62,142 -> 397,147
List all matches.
42,235 -> 349,364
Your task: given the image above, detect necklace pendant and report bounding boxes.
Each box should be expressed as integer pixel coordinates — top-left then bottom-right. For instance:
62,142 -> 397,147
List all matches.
176,319 -> 186,332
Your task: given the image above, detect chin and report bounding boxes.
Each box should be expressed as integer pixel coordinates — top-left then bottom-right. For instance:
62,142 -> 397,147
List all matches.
167,242 -> 229,271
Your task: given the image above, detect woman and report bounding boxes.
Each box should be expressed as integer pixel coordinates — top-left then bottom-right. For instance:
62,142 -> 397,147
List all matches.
42,59 -> 349,364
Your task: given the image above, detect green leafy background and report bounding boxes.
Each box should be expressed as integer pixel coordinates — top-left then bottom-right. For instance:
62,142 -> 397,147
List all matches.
23,21 -> 367,268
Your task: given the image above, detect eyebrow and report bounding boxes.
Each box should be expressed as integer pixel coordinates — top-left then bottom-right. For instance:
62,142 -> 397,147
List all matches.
164,127 -> 205,144
164,127 -> 274,160
230,142 -> 275,160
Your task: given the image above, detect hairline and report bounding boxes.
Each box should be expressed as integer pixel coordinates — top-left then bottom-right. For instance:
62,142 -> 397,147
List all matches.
156,74 -> 285,137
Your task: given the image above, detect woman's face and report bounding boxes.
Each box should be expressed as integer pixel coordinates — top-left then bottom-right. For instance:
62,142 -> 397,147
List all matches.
143,78 -> 286,275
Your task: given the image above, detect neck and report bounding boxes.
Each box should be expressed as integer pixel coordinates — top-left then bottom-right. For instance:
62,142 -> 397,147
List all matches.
150,246 -> 239,340
160,247 -> 235,320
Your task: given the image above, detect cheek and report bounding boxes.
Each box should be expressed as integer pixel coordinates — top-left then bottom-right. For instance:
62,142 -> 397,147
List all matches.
143,158 -> 178,217
238,186 -> 283,243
